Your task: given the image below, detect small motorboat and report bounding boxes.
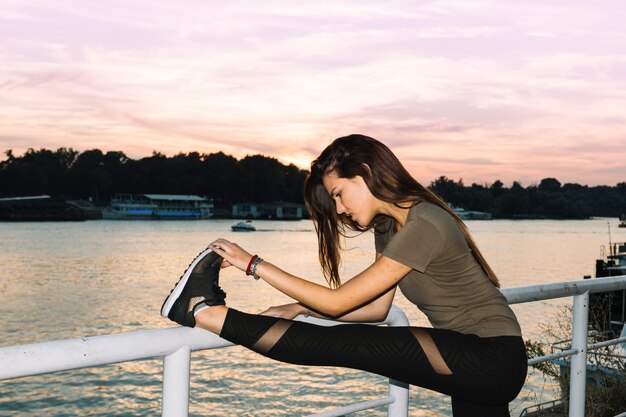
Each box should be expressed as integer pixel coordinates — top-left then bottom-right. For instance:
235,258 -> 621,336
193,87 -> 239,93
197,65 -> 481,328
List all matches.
231,220 -> 256,232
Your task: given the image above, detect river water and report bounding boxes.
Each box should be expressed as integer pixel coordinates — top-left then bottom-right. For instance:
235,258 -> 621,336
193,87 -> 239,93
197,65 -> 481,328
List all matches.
1,218 -> 624,416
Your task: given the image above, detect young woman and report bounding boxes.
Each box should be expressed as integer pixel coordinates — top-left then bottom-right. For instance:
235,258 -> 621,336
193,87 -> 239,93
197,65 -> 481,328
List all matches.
161,134 -> 527,417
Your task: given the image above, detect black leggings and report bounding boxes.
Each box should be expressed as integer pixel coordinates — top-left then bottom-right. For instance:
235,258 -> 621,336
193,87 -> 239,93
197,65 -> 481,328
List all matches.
219,309 -> 527,417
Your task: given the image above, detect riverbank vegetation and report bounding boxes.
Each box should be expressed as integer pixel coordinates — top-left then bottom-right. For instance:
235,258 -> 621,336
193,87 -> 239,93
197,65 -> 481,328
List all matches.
1,148 -> 625,219
526,306 -> 626,417
429,176 -> 626,219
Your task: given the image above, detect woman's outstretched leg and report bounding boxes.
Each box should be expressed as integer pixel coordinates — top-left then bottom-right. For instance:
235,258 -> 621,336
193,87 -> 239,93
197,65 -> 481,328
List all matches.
204,308 -> 525,417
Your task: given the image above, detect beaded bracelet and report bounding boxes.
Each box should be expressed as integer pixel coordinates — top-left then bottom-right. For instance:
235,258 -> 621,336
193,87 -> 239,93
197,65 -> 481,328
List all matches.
246,255 -> 258,276
246,255 -> 264,280
249,256 -> 263,280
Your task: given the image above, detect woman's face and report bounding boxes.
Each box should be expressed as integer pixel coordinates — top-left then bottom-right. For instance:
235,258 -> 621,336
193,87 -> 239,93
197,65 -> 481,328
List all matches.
322,171 -> 379,226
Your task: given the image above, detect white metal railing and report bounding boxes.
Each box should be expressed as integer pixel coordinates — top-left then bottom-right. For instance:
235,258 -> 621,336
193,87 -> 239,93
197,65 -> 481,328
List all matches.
1,276 -> 626,417
501,275 -> 626,417
0,305 -> 410,417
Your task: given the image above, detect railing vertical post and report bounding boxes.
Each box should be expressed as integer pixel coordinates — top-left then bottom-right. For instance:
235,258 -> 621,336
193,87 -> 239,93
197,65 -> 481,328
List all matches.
162,345 -> 191,417
569,292 -> 589,417
385,306 -> 410,417
387,379 -> 409,417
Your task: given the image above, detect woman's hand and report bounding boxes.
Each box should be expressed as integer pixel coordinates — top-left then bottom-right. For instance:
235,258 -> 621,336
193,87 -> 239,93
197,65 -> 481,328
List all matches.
259,303 -> 308,320
209,238 -> 254,272
209,240 -> 309,320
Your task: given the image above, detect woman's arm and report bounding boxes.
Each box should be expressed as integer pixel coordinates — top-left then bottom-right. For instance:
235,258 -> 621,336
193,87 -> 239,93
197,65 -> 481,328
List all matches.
210,239 -> 410,318
315,286 -> 397,322
328,251 -> 396,322
261,286 -> 396,322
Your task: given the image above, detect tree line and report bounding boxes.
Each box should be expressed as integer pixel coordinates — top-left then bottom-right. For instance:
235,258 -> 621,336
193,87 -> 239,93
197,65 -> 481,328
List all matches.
1,148 -> 625,218
429,176 -> 626,219
0,148 -> 307,207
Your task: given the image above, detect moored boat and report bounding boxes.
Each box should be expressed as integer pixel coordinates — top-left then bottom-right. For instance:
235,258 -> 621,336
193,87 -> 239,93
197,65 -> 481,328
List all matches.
592,240 -> 626,336
449,204 -> 492,220
0,195 -> 99,221
102,194 -> 213,220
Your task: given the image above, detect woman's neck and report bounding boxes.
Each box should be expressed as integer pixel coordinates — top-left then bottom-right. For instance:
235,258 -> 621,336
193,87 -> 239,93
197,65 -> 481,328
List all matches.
381,202 -> 412,230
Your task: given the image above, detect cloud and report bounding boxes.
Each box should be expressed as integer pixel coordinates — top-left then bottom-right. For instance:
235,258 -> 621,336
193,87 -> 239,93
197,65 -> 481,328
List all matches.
1,0 -> 625,185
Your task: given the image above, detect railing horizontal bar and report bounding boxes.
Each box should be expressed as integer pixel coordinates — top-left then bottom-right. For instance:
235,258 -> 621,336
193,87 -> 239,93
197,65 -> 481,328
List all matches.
0,327 -> 233,381
502,275 -> 626,304
0,305 -> 407,381
614,412 -> 626,417
588,336 -> 626,351
537,337 -> 626,364
305,396 -> 394,417
527,349 -> 578,366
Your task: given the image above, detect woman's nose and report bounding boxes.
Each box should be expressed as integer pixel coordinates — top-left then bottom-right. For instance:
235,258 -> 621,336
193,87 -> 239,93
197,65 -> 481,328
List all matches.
335,200 -> 345,215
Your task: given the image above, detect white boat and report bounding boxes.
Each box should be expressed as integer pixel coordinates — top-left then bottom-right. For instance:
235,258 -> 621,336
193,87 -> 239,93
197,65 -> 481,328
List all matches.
231,220 -> 256,231
449,204 -> 492,220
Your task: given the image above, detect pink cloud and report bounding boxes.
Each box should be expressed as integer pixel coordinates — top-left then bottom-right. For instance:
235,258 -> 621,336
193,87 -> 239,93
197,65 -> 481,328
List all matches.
1,0 -> 625,185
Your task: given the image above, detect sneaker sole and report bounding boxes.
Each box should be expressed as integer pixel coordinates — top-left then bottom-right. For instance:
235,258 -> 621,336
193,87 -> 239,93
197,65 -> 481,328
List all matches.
160,247 -> 219,318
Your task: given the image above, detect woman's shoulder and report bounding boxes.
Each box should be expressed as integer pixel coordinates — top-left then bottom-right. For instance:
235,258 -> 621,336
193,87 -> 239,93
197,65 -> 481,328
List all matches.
376,202 -> 457,240
408,202 -> 454,224
408,202 -> 462,238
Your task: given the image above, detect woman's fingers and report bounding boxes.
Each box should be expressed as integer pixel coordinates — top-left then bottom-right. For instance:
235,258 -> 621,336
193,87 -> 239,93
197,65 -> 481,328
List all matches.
208,238 -> 252,272
259,303 -> 302,319
259,307 -> 285,318
210,238 -> 228,250
210,239 -> 235,255
206,240 -> 234,269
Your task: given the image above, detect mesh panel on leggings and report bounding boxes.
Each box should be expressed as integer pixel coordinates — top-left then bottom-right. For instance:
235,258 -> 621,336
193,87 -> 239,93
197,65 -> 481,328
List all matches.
410,328 -> 453,375
250,320 -> 293,354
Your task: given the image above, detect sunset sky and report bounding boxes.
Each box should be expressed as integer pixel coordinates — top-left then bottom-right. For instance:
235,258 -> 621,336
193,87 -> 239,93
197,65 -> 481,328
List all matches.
1,1 -> 625,186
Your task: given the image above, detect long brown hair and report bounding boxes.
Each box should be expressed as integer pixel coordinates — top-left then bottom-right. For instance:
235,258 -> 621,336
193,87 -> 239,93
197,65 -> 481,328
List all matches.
303,134 -> 500,288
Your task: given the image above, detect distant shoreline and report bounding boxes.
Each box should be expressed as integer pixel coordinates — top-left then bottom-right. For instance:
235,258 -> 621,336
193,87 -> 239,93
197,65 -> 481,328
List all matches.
1,148 -> 625,220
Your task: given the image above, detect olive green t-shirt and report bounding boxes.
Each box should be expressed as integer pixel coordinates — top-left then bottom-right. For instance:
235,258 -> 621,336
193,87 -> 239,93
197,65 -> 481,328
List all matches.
375,202 -> 522,338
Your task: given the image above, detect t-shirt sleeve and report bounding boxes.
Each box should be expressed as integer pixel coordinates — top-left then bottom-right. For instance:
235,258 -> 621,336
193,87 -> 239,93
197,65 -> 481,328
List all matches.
381,217 -> 444,272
